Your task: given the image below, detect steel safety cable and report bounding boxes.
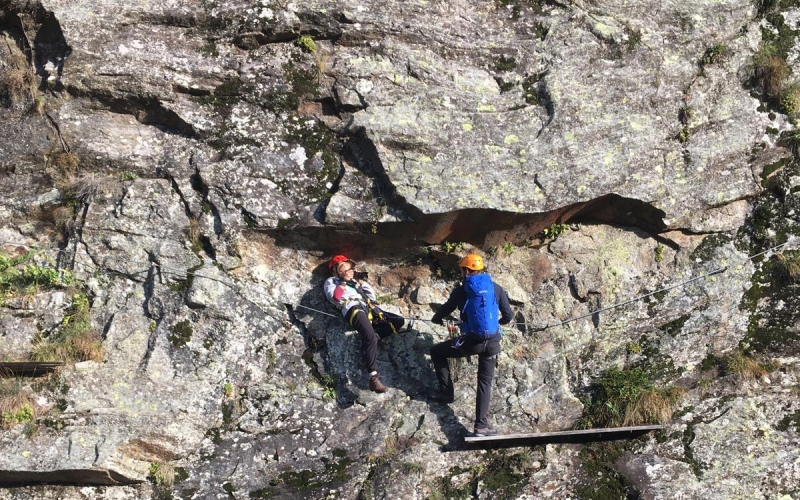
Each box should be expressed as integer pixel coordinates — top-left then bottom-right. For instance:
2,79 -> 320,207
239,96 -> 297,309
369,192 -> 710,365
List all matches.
3,239 -> 796,331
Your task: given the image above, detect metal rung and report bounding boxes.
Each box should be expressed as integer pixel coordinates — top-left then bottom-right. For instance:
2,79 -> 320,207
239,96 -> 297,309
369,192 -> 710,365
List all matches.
464,425 -> 664,447
0,362 -> 65,377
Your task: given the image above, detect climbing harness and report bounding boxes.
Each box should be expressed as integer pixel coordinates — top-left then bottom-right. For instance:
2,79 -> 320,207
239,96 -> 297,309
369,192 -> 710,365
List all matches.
446,320 -> 459,346
445,319 -> 466,377
339,279 -> 401,334
366,298 -> 400,334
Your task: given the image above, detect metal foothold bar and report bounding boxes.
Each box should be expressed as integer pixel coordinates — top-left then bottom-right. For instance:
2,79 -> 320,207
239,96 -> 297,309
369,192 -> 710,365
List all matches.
463,425 -> 664,448
0,361 -> 66,378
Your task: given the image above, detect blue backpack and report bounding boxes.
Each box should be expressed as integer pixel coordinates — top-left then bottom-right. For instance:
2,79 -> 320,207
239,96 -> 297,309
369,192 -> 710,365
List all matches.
461,274 -> 500,337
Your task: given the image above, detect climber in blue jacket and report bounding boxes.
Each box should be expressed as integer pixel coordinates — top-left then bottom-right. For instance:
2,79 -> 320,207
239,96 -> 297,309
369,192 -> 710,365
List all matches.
429,254 -> 513,437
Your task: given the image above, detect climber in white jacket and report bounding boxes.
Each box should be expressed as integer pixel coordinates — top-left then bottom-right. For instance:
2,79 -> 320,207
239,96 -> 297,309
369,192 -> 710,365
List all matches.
323,254 -> 404,393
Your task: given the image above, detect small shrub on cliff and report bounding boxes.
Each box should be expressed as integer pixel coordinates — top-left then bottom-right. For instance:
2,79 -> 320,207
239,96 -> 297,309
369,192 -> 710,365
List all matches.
51,152 -> 80,175
0,380 -> 36,429
493,54 -> 517,72
521,74 -> 541,105
701,43 -> 730,66
0,250 -> 73,302
542,222 -> 569,240
32,96 -> 45,115
223,382 -> 234,399
64,173 -> 117,202
199,41 -> 219,58
48,158 -> 118,203
753,44 -> 790,98
185,216 -> 202,252
724,351 -> 773,381
36,204 -> 76,239
784,129 -> 800,158
0,67 -> 30,104
701,350 -> 775,381
2,403 -> 34,428
0,46 -> 36,107
47,151 -> 79,196
295,35 -> 317,53
31,293 -> 104,363
625,25 -> 642,52
148,461 -> 176,487
441,241 -> 464,254
654,244 -> 666,262
780,82 -> 800,117
773,252 -> 800,283
321,374 -> 337,401
678,105 -> 694,125
756,0 -> 779,16
578,366 -> 685,428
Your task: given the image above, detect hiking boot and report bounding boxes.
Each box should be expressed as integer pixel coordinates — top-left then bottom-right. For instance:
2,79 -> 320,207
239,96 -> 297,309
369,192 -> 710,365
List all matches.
428,389 -> 454,404
369,374 -> 388,393
472,427 -> 498,437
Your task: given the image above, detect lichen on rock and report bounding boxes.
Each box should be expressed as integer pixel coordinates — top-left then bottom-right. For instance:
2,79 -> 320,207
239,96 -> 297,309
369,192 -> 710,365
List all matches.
0,0 -> 799,498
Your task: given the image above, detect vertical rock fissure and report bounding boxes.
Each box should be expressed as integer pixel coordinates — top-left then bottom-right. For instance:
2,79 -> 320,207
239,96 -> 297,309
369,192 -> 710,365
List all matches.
190,167 -> 223,237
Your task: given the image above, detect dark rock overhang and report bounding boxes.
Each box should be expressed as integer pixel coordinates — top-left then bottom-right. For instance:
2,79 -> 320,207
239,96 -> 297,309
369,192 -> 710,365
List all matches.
0,468 -> 139,487
268,192 -> 666,259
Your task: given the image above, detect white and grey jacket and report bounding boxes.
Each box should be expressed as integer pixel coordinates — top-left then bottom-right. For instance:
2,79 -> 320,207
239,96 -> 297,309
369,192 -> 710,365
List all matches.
323,277 -> 377,317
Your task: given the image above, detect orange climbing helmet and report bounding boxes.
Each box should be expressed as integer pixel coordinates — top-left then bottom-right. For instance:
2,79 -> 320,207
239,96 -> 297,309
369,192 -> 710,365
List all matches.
459,254 -> 485,271
328,255 -> 354,273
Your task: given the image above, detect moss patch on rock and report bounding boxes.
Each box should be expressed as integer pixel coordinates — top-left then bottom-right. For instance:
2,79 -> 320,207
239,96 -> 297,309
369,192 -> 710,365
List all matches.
169,320 -> 193,348
776,409 -> 800,431
740,253 -> 800,354
478,450 -> 539,499
574,441 -> 636,500
255,449 -> 354,497
273,115 -> 341,204
196,77 -> 244,108
739,162 -> 800,354
658,314 -> 690,337
255,62 -> 320,113
690,234 -> 734,264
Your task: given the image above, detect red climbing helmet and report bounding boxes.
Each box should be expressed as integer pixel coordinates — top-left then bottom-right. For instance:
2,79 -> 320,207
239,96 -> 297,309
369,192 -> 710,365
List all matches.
328,255 -> 354,273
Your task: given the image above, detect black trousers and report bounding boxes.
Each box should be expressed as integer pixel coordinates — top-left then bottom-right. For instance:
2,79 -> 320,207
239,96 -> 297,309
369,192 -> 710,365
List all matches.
430,334 -> 501,429
348,307 -> 404,374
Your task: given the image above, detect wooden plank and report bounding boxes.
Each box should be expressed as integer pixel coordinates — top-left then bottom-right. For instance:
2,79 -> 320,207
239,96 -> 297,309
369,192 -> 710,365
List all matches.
0,362 -> 65,377
464,425 -> 664,447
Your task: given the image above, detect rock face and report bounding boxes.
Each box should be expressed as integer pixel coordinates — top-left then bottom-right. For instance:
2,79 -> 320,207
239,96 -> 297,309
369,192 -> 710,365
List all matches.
0,0 -> 799,498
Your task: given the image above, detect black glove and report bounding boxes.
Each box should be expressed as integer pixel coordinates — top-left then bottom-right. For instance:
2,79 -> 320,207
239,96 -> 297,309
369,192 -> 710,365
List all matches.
431,316 -> 443,326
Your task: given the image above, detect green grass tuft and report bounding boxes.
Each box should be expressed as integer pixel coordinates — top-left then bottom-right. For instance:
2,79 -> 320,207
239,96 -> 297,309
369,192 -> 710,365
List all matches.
753,43 -> 790,99
0,380 -> 36,429
578,366 -> 685,428
31,293 -> 104,363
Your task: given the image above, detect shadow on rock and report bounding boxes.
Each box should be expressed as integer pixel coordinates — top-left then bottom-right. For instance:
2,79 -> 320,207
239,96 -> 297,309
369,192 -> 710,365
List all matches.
288,263 -> 477,449
382,324 -> 477,451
